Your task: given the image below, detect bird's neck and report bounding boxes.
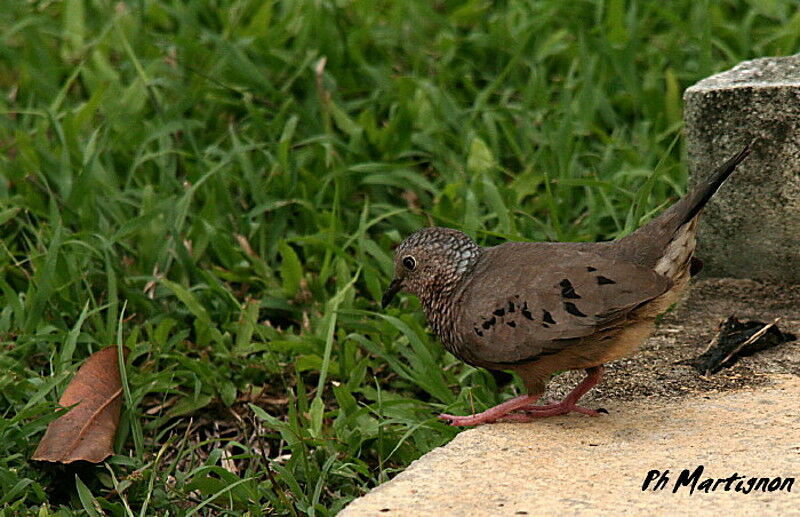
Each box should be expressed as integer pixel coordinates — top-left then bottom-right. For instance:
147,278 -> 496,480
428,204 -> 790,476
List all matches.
418,243 -> 483,348
418,265 -> 478,350
420,284 -> 459,344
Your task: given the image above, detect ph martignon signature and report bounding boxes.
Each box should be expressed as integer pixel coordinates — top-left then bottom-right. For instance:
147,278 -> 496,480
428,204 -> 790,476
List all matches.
642,465 -> 794,495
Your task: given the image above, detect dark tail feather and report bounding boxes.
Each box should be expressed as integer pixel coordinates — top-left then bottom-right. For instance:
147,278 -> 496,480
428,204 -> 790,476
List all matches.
613,140 -> 753,270
680,142 -> 752,225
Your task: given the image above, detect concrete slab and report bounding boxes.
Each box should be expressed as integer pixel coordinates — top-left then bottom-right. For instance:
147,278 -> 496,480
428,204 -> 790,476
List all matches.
342,376 -> 799,516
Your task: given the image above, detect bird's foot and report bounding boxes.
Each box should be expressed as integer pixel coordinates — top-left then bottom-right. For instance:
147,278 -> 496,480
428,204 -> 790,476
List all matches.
438,412 -> 499,426
437,367 -> 609,426
513,365 -> 608,419
437,394 -> 541,426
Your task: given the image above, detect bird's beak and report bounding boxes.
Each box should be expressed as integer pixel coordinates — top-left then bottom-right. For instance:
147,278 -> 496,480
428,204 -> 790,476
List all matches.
381,277 -> 403,308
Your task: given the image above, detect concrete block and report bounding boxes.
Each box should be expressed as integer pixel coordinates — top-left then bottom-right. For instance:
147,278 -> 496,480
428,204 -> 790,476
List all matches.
684,54 -> 800,283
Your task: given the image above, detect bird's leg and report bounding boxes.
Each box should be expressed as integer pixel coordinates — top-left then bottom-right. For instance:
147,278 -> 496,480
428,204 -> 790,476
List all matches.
438,366 -> 606,426
438,393 -> 541,426
520,366 -> 606,417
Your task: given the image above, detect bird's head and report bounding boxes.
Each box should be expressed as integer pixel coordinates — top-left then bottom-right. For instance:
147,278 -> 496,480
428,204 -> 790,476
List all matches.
382,227 -> 481,308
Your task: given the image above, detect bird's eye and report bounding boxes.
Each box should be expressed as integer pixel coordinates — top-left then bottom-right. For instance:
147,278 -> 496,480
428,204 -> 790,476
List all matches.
402,256 -> 416,271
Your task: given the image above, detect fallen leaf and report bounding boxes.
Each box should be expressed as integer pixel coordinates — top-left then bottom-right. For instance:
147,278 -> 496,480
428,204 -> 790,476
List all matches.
32,346 -> 128,463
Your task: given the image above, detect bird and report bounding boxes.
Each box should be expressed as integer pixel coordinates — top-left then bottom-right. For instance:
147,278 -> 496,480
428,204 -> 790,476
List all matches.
381,143 -> 751,426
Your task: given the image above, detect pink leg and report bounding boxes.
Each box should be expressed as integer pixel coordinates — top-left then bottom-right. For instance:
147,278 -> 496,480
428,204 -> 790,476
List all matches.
520,366 -> 606,417
438,393 -> 541,426
438,366 -> 607,426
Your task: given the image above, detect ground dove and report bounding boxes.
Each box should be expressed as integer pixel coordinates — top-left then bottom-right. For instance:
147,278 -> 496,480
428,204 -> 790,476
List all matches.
382,144 -> 751,426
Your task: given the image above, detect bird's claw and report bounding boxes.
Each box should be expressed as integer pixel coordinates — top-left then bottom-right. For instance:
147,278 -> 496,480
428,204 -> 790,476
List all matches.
436,413 -> 458,426
437,413 -> 493,426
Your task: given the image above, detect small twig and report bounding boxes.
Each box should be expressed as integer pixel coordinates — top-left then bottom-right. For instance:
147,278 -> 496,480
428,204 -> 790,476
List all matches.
700,326 -> 722,355
719,317 -> 781,367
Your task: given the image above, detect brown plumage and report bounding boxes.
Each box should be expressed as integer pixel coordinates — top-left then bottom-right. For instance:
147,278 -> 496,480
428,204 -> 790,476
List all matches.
382,143 -> 751,426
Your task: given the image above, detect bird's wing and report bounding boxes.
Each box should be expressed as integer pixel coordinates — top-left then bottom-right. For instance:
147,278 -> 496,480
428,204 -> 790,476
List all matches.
455,245 -> 671,366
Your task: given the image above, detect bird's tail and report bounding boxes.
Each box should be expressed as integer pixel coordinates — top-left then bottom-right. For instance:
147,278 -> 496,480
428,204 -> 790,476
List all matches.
677,142 -> 752,226
613,141 -> 752,270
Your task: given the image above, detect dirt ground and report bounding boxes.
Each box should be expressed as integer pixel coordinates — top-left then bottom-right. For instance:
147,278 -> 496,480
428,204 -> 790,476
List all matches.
342,278 -> 800,516
544,277 -> 800,406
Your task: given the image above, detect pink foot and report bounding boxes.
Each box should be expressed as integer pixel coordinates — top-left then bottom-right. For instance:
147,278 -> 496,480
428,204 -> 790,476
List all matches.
438,366 -> 607,426
437,394 -> 540,426
437,412 -> 500,426
520,365 -> 607,418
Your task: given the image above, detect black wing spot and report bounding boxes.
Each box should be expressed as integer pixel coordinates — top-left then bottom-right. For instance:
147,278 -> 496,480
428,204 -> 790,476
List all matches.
596,276 -> 616,285
542,310 -> 556,324
506,321 -> 516,328
474,328 -> 484,337
521,302 -> 533,320
508,301 -> 515,313
559,278 -> 581,299
493,308 -> 505,316
587,266 -> 597,272
564,302 -> 587,317
482,316 -> 497,330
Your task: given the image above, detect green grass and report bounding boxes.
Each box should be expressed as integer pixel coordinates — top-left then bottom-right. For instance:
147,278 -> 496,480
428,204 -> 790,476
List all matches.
0,0 -> 797,514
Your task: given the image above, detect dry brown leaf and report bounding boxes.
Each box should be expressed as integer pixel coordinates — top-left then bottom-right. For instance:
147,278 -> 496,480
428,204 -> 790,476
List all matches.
32,346 -> 129,464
